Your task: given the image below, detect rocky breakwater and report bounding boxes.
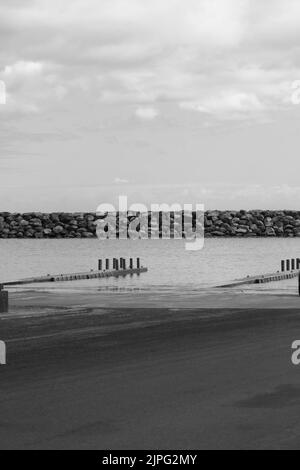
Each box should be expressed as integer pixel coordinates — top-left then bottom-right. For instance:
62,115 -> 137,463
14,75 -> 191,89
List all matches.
0,210 -> 300,238
0,213 -> 98,238
205,210 -> 300,237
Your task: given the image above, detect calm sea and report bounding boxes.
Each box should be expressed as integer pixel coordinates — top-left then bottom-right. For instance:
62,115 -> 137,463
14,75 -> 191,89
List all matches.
0,238 -> 299,294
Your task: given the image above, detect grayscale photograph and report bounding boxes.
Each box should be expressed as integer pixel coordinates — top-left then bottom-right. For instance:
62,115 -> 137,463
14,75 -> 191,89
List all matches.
1,0 -> 300,455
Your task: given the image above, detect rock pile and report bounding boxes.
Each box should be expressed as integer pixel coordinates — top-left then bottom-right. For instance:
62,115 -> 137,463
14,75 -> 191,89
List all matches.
0,213 -> 98,239
0,210 -> 300,238
204,210 -> 300,237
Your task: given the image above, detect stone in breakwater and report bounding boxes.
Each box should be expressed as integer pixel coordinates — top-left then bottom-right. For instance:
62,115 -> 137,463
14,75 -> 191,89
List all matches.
0,211 -> 300,238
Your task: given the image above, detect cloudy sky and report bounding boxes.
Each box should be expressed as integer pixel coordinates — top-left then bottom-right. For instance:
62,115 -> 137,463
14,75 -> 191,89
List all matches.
0,0 -> 300,211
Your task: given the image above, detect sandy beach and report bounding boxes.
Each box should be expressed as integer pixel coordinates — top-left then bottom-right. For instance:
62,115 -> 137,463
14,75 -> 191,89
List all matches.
0,290 -> 300,449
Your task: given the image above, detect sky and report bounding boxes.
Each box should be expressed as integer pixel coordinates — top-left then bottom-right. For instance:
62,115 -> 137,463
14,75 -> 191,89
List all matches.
0,0 -> 300,211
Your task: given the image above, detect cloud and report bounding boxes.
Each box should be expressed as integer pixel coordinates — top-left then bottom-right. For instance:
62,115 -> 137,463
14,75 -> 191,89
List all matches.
180,92 -> 264,119
0,60 -> 65,114
0,80 -> 6,105
3,61 -> 43,78
0,0 -> 300,121
135,107 -> 159,120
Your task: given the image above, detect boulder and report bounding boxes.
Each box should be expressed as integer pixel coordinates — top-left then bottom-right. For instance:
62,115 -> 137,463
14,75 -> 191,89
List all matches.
53,225 -> 64,234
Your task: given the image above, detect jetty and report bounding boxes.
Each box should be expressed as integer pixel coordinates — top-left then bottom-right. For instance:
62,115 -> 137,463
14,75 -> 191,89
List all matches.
1,258 -> 148,287
218,258 -> 300,288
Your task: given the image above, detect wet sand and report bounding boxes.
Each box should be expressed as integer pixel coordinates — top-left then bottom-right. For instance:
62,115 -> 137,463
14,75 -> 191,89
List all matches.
1,291 -> 300,449
7,283 -> 300,309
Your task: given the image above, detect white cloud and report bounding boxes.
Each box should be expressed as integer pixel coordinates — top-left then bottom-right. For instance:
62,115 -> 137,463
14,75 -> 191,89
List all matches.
135,107 -> 159,120
3,61 -> 43,78
181,92 -> 264,118
0,0 -> 300,121
0,80 -> 6,105
0,60 -> 65,114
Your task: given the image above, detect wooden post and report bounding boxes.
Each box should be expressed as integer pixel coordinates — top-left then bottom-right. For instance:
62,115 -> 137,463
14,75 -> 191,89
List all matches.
105,259 -> 110,270
0,340 -> 6,364
120,258 -> 123,269
292,259 -> 296,271
297,258 -> 300,270
137,258 -> 140,269
298,271 -> 300,296
130,258 -> 133,269
287,259 -> 291,272
0,285 -> 8,313
281,260 -> 285,272
113,258 -> 116,270
123,259 -> 126,270
98,259 -> 102,271
115,259 -> 119,271
159,212 -> 163,239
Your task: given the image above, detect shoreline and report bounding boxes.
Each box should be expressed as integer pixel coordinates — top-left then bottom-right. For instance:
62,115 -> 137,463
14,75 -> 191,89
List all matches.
4,285 -> 300,312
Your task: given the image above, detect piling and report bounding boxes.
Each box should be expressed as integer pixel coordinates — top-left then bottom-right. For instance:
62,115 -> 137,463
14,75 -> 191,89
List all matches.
292,259 -> 296,271
286,259 -> 291,272
297,258 -> 300,270
115,259 -> 119,271
98,259 -> 102,271
281,260 -> 285,272
137,258 -> 140,269
299,272 -> 300,297
0,285 -> 8,313
123,259 -> 126,270
130,258 -> 133,269
159,212 -> 163,239
105,259 -> 110,270
113,258 -> 116,269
